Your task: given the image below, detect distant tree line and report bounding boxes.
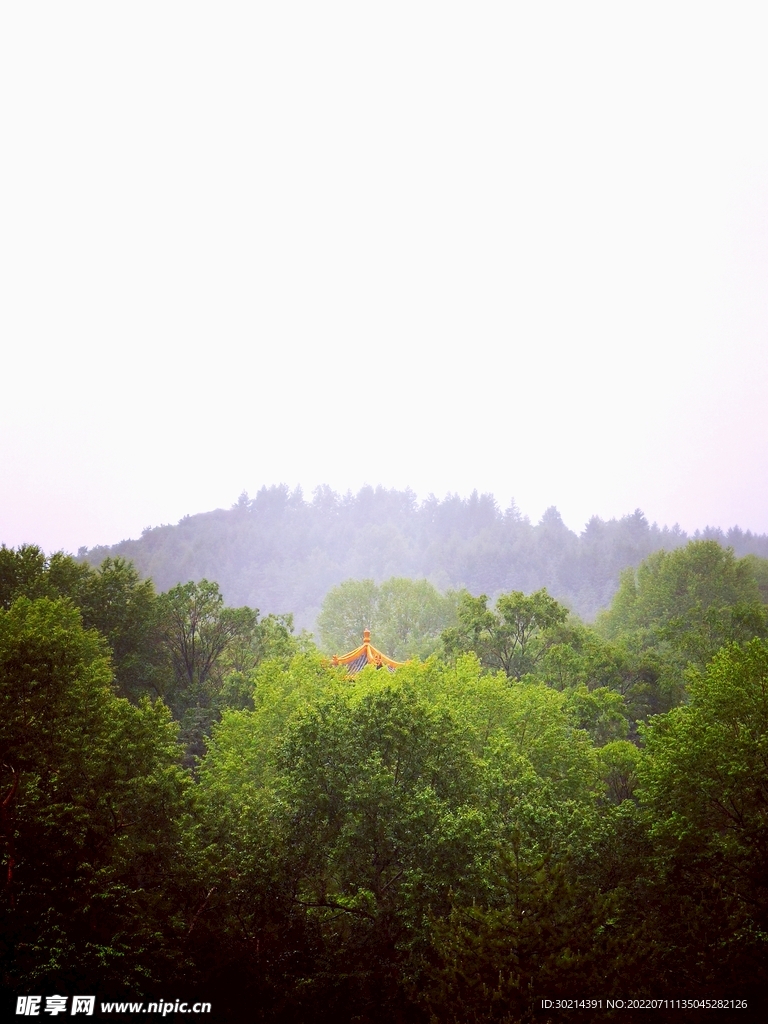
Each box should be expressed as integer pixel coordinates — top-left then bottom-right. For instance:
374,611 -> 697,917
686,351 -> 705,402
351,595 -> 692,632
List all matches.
80,485 -> 768,629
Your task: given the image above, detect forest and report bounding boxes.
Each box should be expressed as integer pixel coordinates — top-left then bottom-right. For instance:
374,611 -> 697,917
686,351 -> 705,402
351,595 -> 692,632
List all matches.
81,485 -> 768,629
2,534 -> 768,1022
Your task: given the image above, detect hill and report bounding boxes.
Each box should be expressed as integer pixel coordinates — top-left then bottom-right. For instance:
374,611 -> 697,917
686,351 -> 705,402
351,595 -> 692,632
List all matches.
80,485 -> 768,628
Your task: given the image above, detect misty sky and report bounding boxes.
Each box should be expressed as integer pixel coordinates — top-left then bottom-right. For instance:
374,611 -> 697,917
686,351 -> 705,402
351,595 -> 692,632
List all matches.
2,3 -> 768,554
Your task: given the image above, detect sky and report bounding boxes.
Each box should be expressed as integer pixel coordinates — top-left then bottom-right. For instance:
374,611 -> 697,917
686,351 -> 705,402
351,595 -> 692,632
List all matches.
2,3 -> 768,553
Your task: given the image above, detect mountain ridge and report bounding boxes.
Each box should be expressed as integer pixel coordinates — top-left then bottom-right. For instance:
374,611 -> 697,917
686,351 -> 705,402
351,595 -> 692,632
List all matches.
80,484 -> 768,629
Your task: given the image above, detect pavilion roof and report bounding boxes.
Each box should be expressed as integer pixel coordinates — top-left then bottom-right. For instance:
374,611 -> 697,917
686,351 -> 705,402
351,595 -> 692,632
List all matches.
331,629 -> 405,674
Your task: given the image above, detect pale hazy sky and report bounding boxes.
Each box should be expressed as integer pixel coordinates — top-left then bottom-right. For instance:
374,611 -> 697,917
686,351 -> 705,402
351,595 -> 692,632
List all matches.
2,3 -> 768,553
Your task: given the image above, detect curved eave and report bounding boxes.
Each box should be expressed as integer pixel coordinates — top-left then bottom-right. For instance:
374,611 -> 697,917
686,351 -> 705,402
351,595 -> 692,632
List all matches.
332,641 -> 405,672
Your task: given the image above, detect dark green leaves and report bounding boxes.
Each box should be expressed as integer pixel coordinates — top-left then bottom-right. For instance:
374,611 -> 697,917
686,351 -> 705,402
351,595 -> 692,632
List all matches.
0,597 -> 189,996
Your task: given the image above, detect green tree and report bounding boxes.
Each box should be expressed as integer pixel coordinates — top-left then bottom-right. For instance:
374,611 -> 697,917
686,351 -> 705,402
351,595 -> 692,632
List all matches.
598,540 -> 764,642
634,638 -> 768,996
596,541 -> 768,708
0,597 -> 189,997
192,654 -> 605,1021
442,588 -> 568,679
0,544 -> 91,610
156,580 -> 311,759
317,577 -> 457,660
597,739 -> 641,805
416,665 -> 604,1023
193,659 -> 483,1020
565,685 -> 629,746
537,625 -> 662,730
158,580 -> 260,758
276,682 -> 482,1011
742,553 -> 768,604
160,580 -> 257,693
78,556 -> 169,701
0,546 -> 171,704
316,578 -> 379,654
376,577 -> 459,659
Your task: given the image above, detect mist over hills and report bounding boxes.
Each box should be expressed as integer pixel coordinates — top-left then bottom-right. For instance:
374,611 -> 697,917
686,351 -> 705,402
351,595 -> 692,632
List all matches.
81,485 -> 768,629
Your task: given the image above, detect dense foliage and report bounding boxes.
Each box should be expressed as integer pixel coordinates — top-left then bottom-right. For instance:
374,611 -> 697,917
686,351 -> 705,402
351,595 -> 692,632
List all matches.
81,485 -> 768,628
2,539 -> 768,1021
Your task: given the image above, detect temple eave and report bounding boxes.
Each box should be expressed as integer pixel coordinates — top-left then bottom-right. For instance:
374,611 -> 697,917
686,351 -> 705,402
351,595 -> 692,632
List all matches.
332,630 -> 405,673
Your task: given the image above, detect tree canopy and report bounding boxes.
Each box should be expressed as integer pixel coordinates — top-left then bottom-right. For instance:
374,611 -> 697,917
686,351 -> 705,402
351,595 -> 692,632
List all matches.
2,536 -> 768,1020
80,486 -> 768,628
317,576 -> 458,660
0,596 -> 189,996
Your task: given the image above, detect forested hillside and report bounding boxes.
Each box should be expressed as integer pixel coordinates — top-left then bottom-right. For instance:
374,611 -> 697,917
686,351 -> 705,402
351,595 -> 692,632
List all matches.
80,485 -> 768,627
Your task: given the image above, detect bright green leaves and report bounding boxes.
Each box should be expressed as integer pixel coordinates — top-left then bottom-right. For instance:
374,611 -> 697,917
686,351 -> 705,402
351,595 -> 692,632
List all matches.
640,639 -> 768,858
193,654 -> 605,1016
196,663 -> 485,1014
566,686 -> 629,746
0,544 -> 92,611
598,541 -> 764,638
200,651 -> 336,798
591,540 -> 768,718
442,588 -> 568,679
597,541 -> 768,674
597,740 -> 641,805
0,546 -> 170,704
0,597 -> 112,764
277,683 -> 482,926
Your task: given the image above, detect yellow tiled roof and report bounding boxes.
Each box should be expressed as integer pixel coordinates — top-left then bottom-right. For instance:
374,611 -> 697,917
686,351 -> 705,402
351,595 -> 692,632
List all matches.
331,629 -> 404,673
